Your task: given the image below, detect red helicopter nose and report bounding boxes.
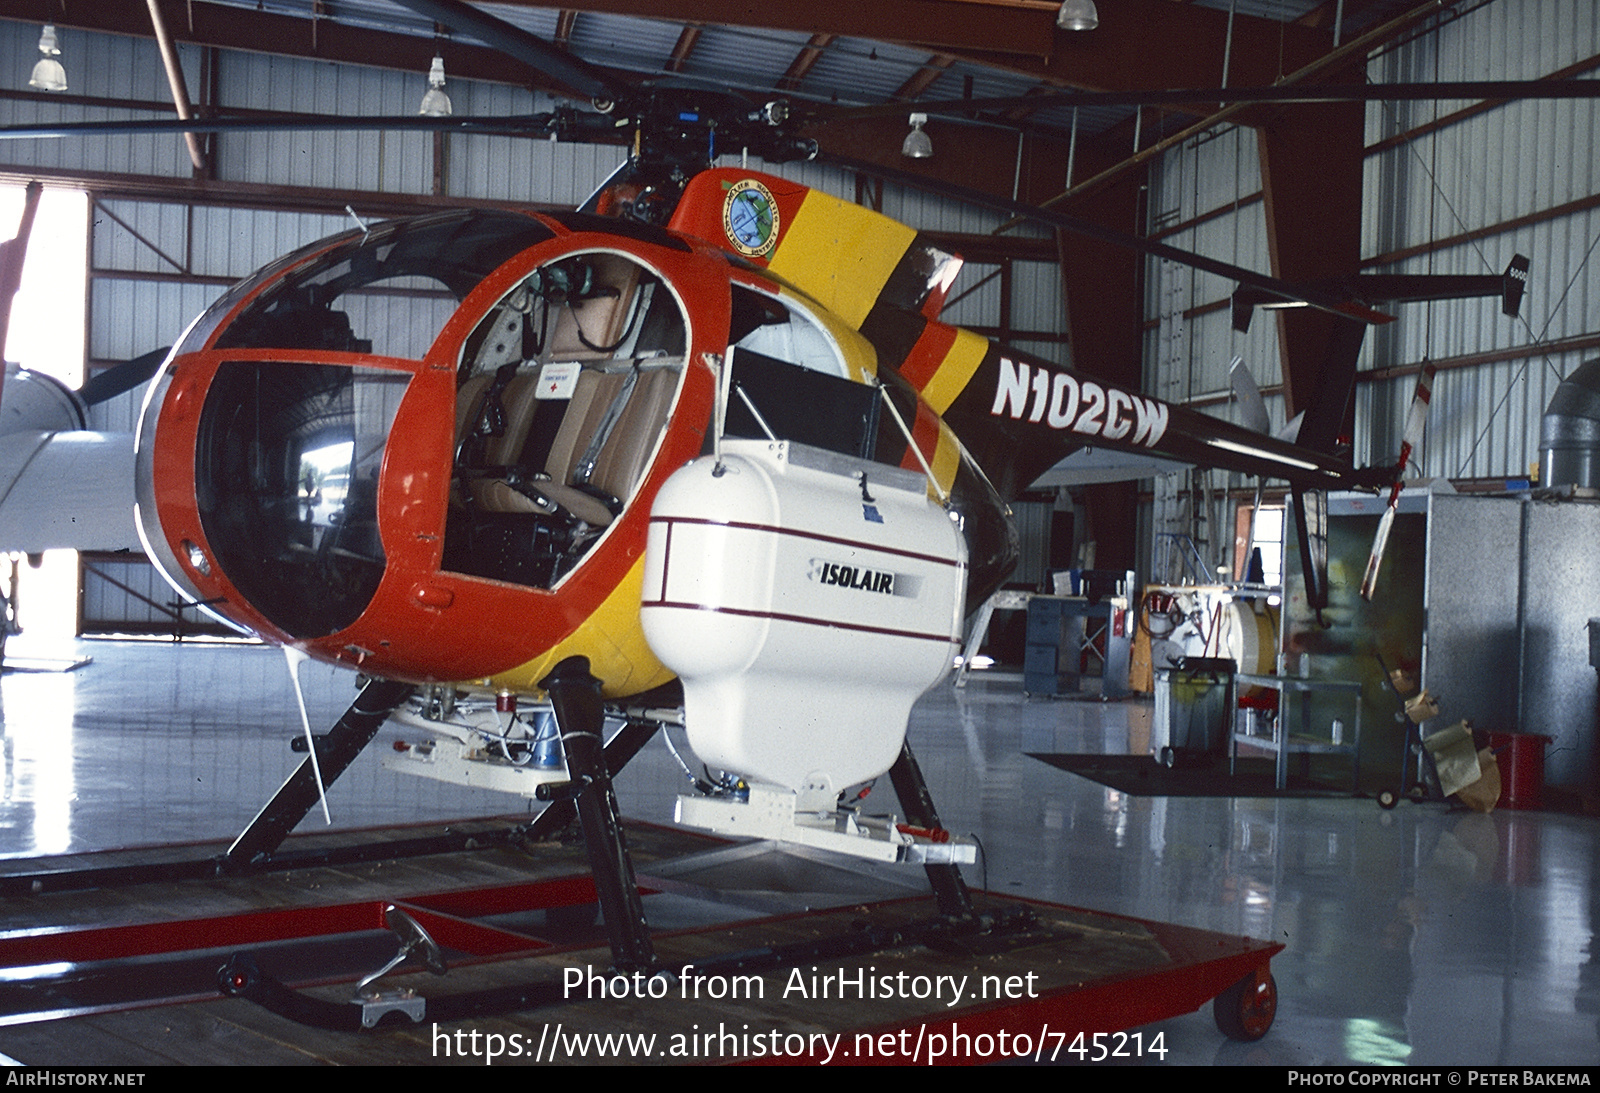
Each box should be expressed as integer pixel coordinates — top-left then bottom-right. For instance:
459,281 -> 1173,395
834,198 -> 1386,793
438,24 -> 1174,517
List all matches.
134,208 -> 723,691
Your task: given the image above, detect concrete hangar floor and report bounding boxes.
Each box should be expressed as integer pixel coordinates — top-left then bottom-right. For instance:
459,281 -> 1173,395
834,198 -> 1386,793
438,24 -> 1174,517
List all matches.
0,637 -> 1594,1066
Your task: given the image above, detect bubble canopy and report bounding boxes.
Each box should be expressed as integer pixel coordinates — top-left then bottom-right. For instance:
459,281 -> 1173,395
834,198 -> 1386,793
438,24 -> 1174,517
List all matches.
178,210 -> 559,361
134,207 -> 715,690
139,211 -> 560,641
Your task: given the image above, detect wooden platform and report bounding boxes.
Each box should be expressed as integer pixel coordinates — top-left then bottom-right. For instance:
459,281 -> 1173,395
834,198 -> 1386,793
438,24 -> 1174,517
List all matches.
0,821 -> 1279,1065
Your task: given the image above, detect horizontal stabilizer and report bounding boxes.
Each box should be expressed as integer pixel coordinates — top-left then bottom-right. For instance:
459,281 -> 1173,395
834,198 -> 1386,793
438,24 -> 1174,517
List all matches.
1232,254 -> 1531,332
1030,445 -> 1189,488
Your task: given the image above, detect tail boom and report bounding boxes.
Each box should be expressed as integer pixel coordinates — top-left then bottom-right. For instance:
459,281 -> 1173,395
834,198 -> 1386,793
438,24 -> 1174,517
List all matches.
903,337 -> 1367,500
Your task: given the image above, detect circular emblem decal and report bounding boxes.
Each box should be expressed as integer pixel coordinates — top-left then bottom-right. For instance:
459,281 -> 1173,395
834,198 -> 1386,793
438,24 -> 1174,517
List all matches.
722,179 -> 779,258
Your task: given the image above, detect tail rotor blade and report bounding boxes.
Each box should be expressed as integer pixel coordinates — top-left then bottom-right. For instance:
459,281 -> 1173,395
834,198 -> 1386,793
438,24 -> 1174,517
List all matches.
1394,363 -> 1437,477
1360,505 -> 1397,602
1360,364 -> 1436,601
1292,488 -> 1330,614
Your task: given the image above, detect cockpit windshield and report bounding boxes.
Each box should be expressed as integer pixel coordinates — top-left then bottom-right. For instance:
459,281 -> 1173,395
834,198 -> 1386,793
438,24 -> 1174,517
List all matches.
194,361 -> 409,638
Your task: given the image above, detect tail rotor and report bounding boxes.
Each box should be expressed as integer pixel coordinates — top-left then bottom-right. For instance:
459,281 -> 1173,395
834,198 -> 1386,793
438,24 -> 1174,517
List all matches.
1360,364 -> 1436,601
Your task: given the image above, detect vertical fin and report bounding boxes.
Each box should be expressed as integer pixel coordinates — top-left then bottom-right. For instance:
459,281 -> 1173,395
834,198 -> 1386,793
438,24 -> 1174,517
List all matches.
1229,355 -> 1272,436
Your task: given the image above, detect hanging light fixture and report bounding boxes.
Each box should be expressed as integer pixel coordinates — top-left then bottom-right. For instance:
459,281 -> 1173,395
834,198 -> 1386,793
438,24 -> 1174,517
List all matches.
1056,0 -> 1100,31
419,55 -> 452,117
29,25 -> 66,92
902,113 -> 932,159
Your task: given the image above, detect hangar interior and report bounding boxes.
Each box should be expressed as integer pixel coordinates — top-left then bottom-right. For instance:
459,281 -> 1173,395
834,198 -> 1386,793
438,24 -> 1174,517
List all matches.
0,0 -> 1595,1067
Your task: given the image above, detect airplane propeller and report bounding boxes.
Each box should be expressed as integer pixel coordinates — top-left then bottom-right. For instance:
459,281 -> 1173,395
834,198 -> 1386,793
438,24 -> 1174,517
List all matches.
0,180 -> 40,414
78,348 -> 172,407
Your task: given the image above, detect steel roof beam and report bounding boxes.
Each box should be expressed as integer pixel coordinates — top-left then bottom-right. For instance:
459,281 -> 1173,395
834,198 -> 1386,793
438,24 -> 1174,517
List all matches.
664,25 -> 702,74
778,34 -> 836,92
553,10 -> 579,51
892,55 -> 956,102
492,0 -> 1329,89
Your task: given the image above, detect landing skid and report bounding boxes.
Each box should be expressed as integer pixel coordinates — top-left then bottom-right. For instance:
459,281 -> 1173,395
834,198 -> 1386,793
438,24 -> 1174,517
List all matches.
210,656 -> 994,985
0,828 -> 1282,1061
219,902 -> 1041,1032
223,677 -> 416,870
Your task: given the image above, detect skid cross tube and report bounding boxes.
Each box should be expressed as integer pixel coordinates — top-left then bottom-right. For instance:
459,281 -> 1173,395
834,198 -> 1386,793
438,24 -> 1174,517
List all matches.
223,678 -> 415,870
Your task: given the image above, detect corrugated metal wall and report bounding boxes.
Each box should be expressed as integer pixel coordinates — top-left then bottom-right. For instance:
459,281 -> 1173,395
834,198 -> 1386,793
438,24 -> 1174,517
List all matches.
1140,0 -> 1600,580
1146,126 -> 1279,429
1147,0 -> 1600,482
1358,0 -> 1600,480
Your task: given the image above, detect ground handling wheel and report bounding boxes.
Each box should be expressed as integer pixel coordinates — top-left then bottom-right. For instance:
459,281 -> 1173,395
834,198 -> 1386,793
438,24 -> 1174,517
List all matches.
1213,966 -> 1277,1041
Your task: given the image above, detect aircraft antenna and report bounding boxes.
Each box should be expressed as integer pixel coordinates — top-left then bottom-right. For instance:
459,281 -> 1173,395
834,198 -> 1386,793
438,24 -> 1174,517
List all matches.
344,205 -> 370,245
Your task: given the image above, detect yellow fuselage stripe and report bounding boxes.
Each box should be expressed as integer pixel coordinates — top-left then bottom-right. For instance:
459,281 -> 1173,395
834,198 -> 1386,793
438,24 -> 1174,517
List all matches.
919,327 -> 990,416
931,419 -> 961,496
488,555 -> 674,699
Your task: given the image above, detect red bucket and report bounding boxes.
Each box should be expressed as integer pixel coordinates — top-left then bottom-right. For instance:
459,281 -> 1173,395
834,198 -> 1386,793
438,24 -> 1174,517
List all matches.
1487,732 -> 1550,811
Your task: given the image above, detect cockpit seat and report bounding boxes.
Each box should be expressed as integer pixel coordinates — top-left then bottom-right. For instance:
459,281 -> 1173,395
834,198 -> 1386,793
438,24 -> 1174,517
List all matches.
455,369 -> 613,527
455,359 -> 676,532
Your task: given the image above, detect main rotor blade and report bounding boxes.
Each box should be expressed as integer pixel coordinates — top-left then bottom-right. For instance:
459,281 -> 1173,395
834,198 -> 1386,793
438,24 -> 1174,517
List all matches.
822,152 -> 1393,327
832,79 -> 1600,123
383,0 -> 625,105
0,113 -> 571,141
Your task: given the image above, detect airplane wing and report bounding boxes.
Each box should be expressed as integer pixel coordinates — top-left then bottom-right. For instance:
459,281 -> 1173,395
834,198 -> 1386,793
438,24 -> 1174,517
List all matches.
0,430 -> 139,553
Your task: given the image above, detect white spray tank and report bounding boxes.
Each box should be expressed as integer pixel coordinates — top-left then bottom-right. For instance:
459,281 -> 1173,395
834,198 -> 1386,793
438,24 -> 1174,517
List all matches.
640,438 -> 966,798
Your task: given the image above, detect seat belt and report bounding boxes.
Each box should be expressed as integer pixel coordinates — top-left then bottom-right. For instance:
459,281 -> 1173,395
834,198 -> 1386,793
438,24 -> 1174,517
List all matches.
571,362 -> 638,485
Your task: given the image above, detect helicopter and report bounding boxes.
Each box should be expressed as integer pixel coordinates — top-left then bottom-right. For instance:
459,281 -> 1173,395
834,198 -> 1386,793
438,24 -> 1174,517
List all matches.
120,154 -> 1397,968
0,0 -> 1532,976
